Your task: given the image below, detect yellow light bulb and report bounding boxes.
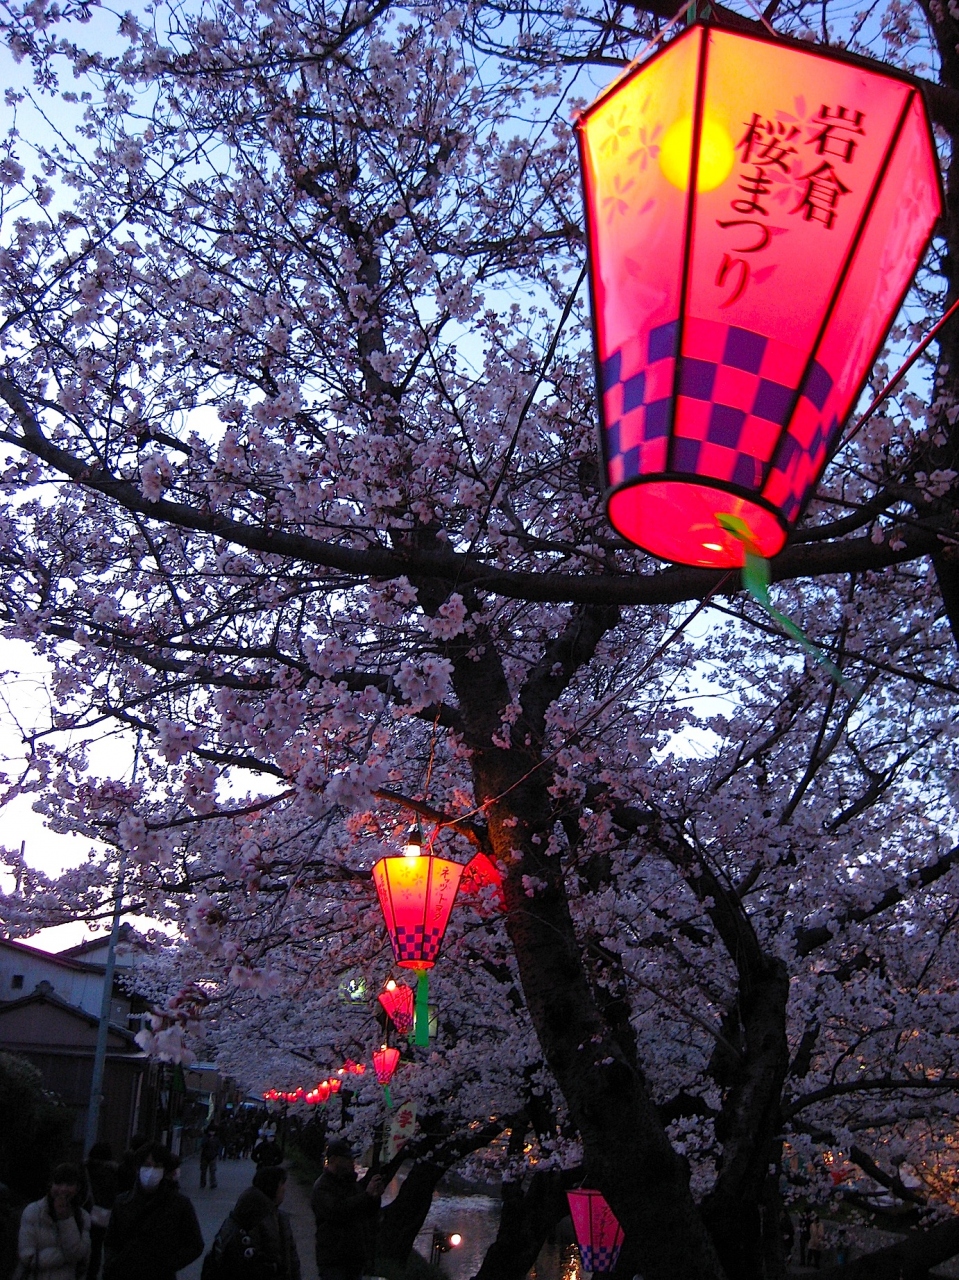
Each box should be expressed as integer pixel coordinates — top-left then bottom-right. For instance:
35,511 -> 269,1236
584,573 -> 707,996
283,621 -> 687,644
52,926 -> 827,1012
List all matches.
659,116 -> 735,192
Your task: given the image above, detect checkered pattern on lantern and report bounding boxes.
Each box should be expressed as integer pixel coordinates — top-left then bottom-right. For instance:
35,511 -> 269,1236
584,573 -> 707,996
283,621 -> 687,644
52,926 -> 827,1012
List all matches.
578,1244 -> 623,1273
394,924 -> 442,963
601,318 -> 836,518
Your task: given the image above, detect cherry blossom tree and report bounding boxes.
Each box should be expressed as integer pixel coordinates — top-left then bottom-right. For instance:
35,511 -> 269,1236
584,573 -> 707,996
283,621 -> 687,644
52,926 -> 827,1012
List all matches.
2,0 -> 959,1276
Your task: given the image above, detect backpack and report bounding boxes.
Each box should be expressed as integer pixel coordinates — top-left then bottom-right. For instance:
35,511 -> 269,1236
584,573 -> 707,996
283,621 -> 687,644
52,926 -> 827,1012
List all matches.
200,1212 -> 275,1280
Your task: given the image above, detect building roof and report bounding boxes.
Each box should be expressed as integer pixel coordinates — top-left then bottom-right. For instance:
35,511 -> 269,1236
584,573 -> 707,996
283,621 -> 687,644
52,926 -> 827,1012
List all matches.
0,980 -> 143,1050
0,935 -> 102,974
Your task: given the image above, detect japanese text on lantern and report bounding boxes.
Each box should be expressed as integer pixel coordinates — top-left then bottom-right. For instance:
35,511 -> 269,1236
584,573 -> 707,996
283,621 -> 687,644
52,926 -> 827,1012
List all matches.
716,103 -> 866,307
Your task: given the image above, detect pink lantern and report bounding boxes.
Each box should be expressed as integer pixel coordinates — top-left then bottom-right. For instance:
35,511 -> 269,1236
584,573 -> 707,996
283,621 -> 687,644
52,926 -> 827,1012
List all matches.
373,1045 -> 401,1108
567,1190 -> 625,1273
378,980 -> 415,1035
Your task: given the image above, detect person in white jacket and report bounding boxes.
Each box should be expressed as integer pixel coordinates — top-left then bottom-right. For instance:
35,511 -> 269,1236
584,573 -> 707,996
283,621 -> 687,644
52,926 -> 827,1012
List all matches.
17,1164 -> 91,1280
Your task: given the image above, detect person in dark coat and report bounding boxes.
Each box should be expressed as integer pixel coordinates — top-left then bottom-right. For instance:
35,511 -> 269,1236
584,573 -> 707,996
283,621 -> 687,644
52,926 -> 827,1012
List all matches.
102,1143 -> 203,1280
199,1127 -> 219,1190
114,1136 -> 146,1196
228,1167 -> 301,1280
251,1132 -> 283,1169
84,1143 -> 119,1279
310,1139 -> 385,1280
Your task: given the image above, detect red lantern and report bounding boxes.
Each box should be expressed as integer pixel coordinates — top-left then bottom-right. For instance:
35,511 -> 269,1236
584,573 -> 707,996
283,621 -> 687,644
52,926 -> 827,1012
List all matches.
315,1079 -> 331,1103
378,980 -> 415,1035
460,852 -> 505,913
329,1075 -> 342,1094
576,23 -> 941,568
567,1191 -> 625,1273
373,1045 -> 401,1108
373,828 -> 464,1045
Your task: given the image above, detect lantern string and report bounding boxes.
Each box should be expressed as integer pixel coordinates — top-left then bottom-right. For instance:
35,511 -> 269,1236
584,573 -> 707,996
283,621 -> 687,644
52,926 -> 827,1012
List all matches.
839,294 -> 959,452
717,514 -> 857,693
738,0 -> 779,37
580,0 -> 696,116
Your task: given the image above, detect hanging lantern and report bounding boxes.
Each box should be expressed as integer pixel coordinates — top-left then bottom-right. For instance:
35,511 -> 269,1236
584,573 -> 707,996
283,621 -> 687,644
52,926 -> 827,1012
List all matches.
373,824 -> 464,1045
576,22 -> 941,569
373,1045 -> 401,1108
378,980 -> 415,1035
329,1075 -> 342,1095
340,1059 -> 366,1076
567,1191 -> 625,1274
460,852 -> 505,913
315,1079 -> 331,1104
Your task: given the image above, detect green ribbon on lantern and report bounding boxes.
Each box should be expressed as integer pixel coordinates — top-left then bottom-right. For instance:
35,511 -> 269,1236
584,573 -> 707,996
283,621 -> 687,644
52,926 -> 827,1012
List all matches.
717,513 -> 856,695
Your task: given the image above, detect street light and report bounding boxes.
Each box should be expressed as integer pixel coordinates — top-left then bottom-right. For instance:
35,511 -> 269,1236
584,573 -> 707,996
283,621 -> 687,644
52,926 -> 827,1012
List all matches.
430,1231 -> 463,1268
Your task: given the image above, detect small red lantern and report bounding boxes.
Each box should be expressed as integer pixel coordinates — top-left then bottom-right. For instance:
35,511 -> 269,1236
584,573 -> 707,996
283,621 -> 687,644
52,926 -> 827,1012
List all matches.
577,23 -> 941,568
373,1045 -> 401,1108
378,980 -> 415,1035
330,1075 -> 343,1094
373,824 -> 464,1045
315,1079 -> 331,1104
567,1191 -> 625,1274
460,852 -> 505,913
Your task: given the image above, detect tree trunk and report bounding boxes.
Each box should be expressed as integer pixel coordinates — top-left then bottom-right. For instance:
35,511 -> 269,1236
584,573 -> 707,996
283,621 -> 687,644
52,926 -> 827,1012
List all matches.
377,1161 -> 448,1265
472,1171 -> 570,1280
816,1214 -> 959,1278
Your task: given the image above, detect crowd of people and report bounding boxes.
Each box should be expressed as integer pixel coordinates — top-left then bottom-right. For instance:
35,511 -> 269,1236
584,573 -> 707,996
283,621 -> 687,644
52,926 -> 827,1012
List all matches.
8,1124 -> 384,1280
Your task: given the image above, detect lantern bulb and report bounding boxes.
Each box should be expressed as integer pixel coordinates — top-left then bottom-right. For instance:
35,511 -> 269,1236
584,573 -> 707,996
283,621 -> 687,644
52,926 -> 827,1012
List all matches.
403,820 -> 424,857
702,542 -> 724,552
659,115 -> 734,193
450,1235 -> 462,1248
386,980 -> 396,990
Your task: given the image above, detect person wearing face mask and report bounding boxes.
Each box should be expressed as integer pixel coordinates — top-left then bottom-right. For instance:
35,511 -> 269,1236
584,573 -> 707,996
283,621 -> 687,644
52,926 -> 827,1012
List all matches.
251,1131 -> 283,1170
16,1164 -> 90,1280
102,1144 -> 203,1280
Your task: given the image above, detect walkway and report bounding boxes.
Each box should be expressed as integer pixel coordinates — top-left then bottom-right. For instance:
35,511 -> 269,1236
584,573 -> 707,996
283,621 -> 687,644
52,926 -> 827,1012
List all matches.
177,1154 -> 317,1280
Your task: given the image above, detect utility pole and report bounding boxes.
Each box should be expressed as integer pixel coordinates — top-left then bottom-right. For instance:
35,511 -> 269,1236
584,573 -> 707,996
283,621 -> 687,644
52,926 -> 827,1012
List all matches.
83,851 -> 126,1155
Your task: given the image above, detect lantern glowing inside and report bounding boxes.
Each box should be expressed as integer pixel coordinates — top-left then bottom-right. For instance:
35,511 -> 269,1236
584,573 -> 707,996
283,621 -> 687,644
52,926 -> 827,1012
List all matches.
576,23 -> 941,567
567,1191 -> 625,1274
315,1080 -> 331,1103
373,846 -> 464,1044
374,1044 -> 401,1107
329,1075 -> 342,1094
460,852 -> 505,913
379,980 -> 415,1035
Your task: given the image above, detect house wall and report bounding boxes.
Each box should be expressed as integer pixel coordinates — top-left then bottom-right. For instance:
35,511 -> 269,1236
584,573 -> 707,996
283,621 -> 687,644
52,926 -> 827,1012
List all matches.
0,942 -> 130,1023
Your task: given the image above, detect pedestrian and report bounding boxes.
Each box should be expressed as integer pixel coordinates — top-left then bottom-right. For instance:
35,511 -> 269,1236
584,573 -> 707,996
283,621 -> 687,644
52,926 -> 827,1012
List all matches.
251,1132 -> 283,1170
780,1208 -> 794,1263
202,1166 -> 300,1280
807,1215 -> 825,1270
102,1143 -> 203,1280
199,1128 -> 219,1191
798,1210 -> 812,1266
0,1182 -> 19,1280
114,1137 -> 146,1197
16,1163 -> 91,1280
84,1143 -> 118,1280
311,1139 -> 385,1280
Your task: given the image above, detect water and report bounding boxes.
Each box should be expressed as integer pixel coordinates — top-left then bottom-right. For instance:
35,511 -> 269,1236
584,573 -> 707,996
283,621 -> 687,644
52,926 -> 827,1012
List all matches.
412,1192 -> 501,1280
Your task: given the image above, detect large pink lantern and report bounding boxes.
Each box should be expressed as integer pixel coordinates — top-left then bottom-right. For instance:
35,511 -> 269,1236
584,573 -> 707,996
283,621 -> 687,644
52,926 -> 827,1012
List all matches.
567,1190 -> 625,1273
576,23 -> 941,567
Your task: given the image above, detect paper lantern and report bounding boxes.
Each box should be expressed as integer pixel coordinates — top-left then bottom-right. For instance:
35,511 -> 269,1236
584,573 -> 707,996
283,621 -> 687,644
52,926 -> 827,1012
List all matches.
373,828 -> 464,1044
460,852 -> 505,913
378,980 -> 415,1035
567,1190 -> 625,1273
315,1079 -> 331,1104
329,1075 -> 342,1094
576,23 -> 941,568
373,1045 -> 401,1108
